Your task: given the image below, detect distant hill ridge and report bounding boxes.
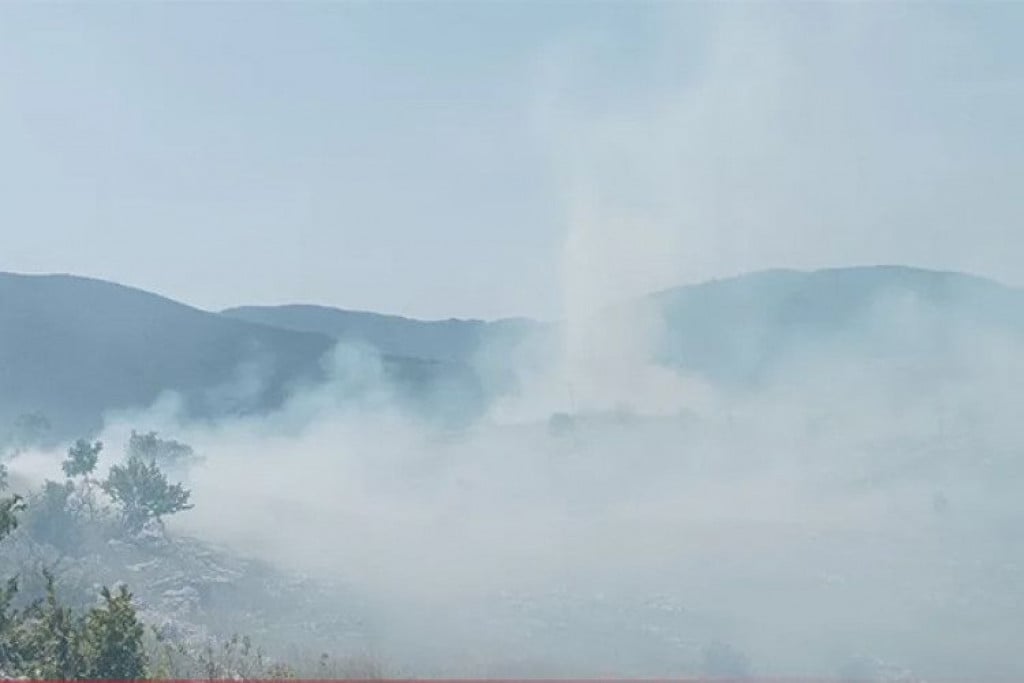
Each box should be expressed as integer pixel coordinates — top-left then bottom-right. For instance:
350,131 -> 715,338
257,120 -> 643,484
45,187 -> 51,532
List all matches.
0,272 -> 335,439
3,265 -> 1023,441
0,272 -> 476,441
645,265 -> 1024,385
221,303 -> 517,364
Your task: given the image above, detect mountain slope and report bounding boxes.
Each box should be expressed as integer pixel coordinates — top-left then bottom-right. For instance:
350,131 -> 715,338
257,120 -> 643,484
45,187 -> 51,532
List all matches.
225,265 -> 1024,392
648,265 -> 1024,385
5,265 -> 1023,441
0,273 -> 495,442
0,272 -> 336,440
221,304 -> 536,364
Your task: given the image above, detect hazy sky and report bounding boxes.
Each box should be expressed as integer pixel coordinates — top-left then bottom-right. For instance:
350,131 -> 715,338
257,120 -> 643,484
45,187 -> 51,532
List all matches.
1,2 -> 1021,320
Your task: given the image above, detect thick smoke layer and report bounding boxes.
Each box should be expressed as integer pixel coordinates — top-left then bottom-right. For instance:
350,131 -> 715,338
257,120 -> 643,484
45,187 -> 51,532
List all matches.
6,4 -> 1023,678
7,288 -> 1014,677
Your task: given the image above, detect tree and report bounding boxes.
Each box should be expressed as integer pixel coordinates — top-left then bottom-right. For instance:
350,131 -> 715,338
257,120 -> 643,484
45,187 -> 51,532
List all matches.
4,578 -> 148,680
62,439 -> 102,479
127,430 -> 198,471
0,494 -> 23,544
24,480 -> 82,554
22,439 -> 104,554
0,491 -> 24,672
18,570 -> 84,680
102,456 -> 193,533
1,473 -> 148,680
61,438 -> 104,523
80,585 -> 147,680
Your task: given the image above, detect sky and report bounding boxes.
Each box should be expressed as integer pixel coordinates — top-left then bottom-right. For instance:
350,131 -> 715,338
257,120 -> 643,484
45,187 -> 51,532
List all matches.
0,1 -> 1021,321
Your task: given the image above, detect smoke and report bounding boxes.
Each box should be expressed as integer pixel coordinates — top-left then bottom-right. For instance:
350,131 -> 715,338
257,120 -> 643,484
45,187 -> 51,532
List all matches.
6,3 -> 1024,677
7,285 -> 1023,676
23,280 -> 1011,678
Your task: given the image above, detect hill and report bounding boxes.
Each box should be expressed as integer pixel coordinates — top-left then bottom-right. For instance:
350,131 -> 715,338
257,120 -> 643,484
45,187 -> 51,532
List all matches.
222,303 -> 536,364
0,272 -> 339,441
648,265 -> 1024,386
230,265 -> 1024,390
5,265 -> 1023,442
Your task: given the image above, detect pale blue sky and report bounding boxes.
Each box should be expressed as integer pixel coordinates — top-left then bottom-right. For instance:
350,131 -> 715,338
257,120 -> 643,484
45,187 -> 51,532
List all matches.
1,2 -> 1021,320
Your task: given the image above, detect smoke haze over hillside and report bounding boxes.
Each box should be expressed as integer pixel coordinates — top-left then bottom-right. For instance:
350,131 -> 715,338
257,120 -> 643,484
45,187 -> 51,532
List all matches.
9,266 -> 1024,676
2,1 -> 1023,679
